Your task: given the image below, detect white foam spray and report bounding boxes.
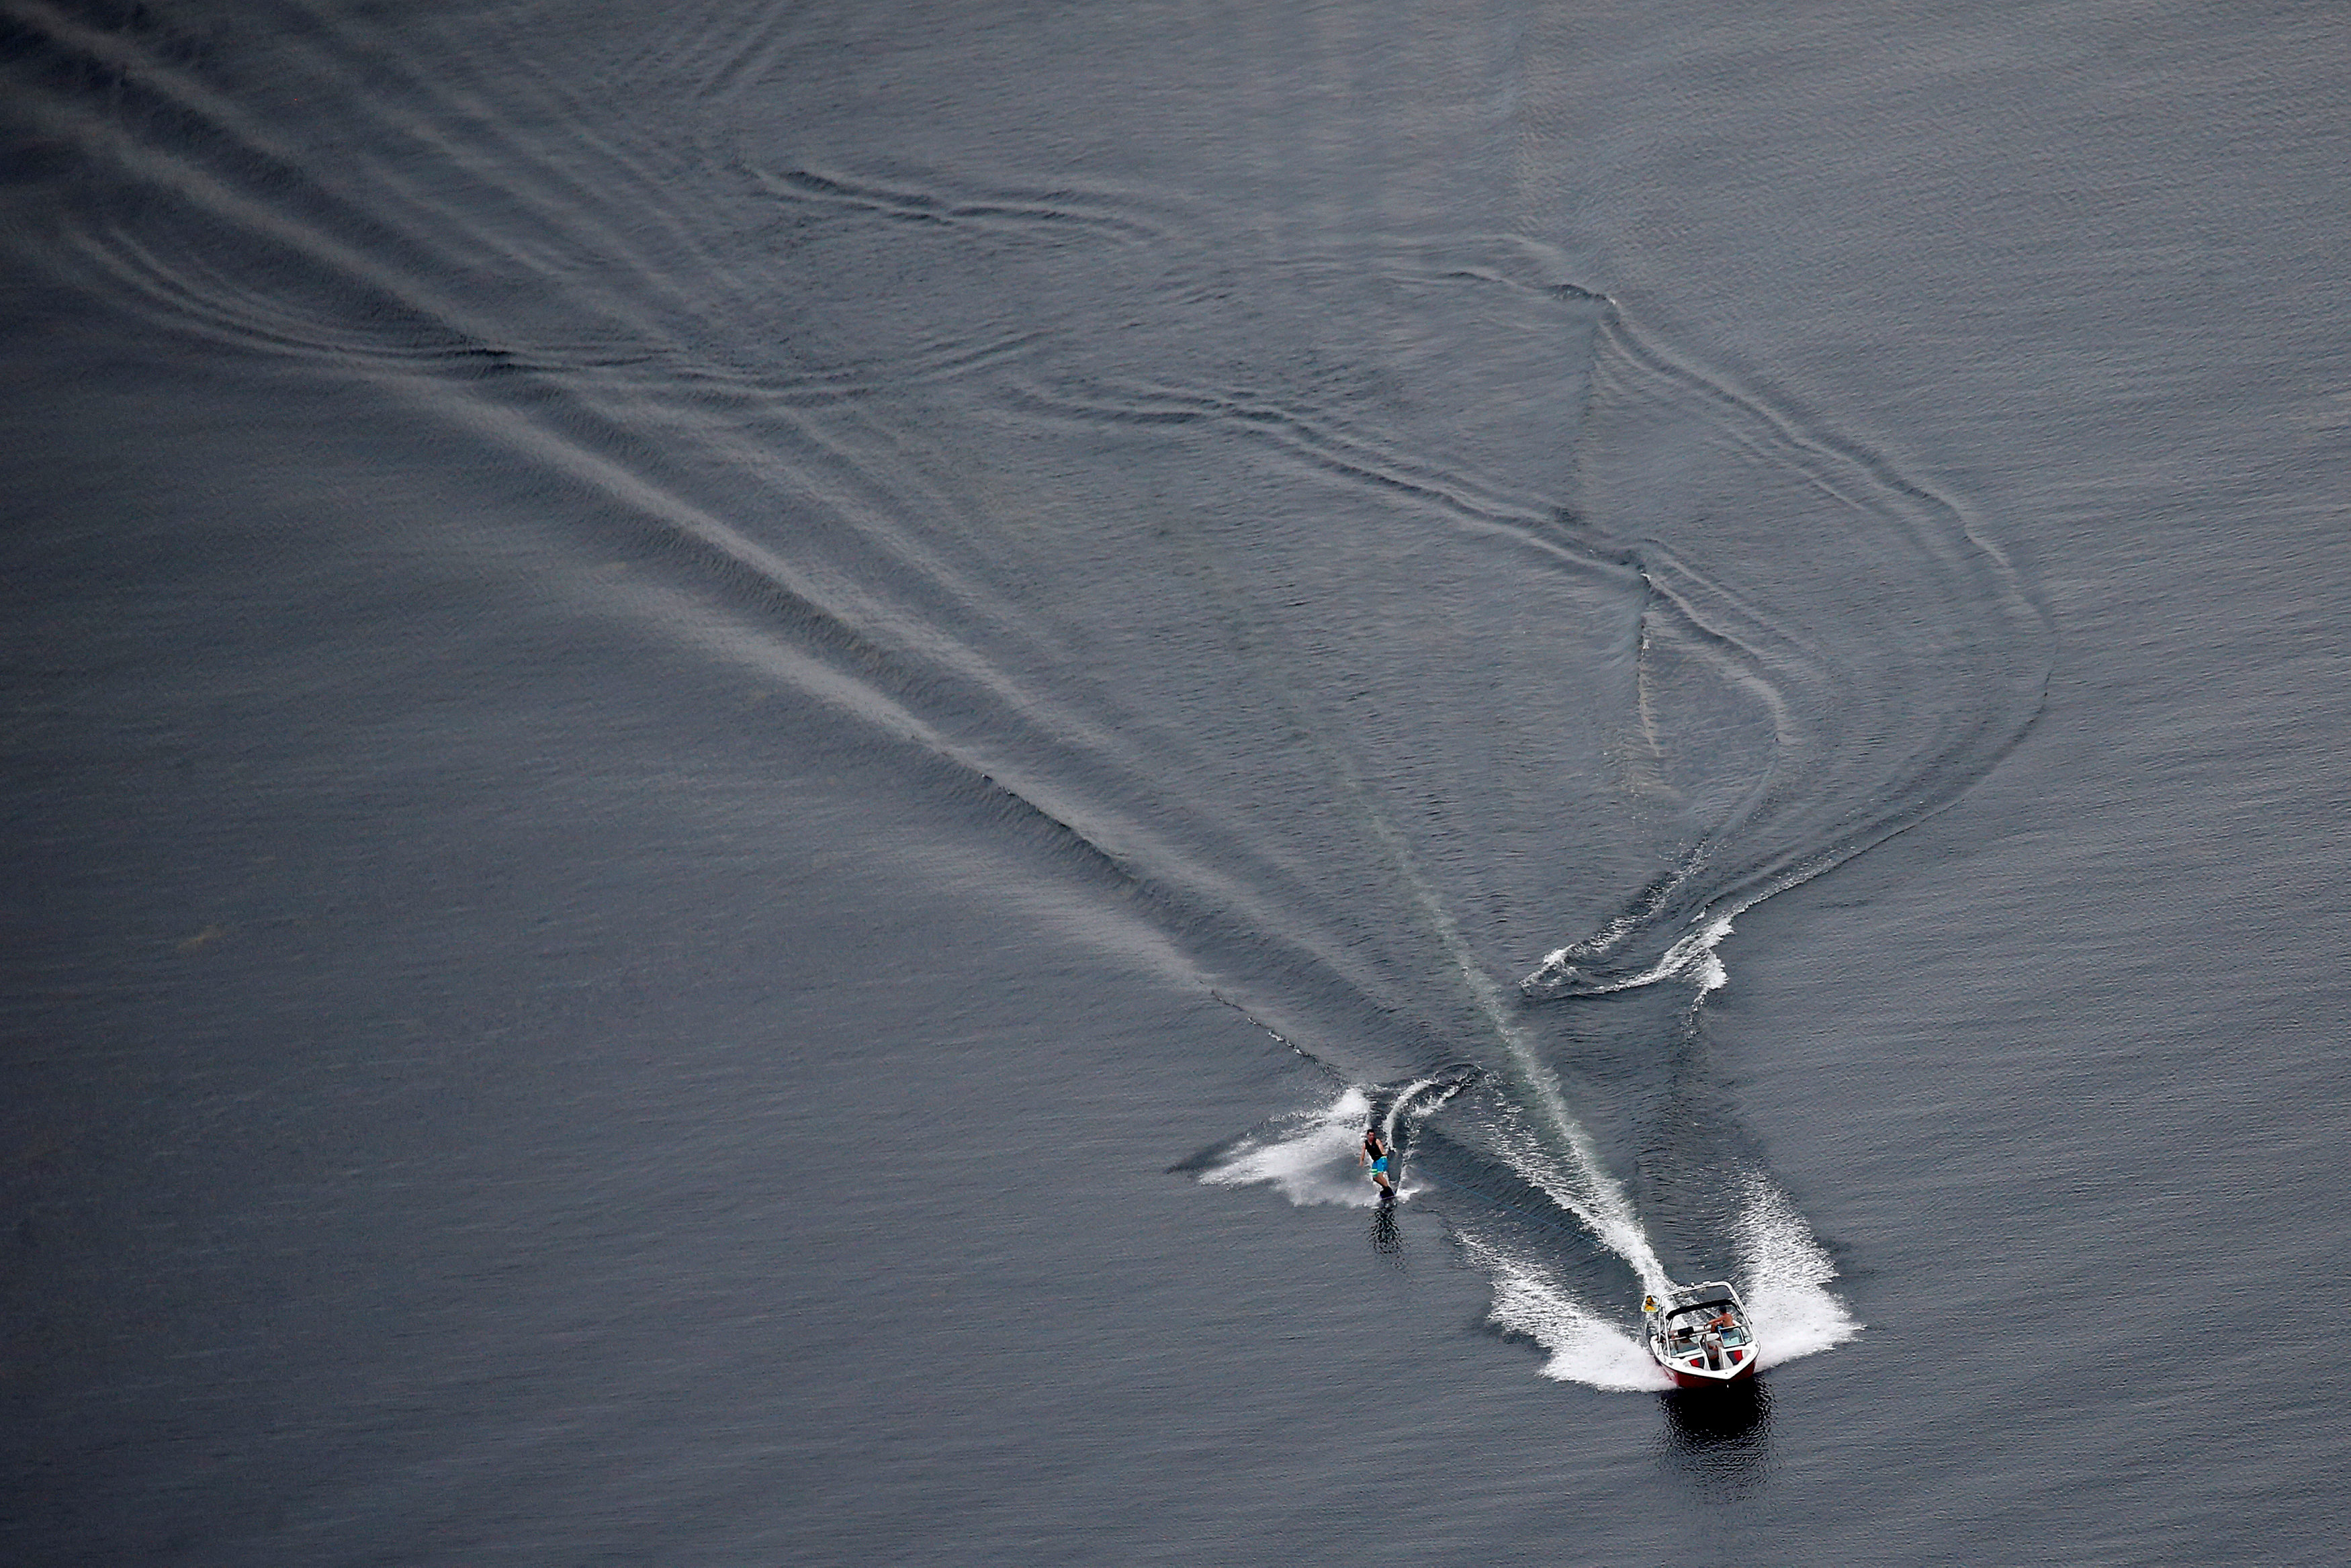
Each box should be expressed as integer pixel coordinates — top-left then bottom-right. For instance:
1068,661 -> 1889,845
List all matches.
1463,1233 -> 1670,1392
1195,1087 -> 1390,1208
1480,1105 -> 1670,1298
1733,1172 -> 1862,1369
1381,1076 -> 1445,1145
1529,909 -> 1736,997
1196,1091 -> 1860,1388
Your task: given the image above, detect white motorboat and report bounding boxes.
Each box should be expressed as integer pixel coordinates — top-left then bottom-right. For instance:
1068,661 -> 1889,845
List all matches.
1644,1281 -> 1759,1387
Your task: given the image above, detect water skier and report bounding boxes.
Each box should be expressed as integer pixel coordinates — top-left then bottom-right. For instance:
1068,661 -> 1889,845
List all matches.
1360,1123 -> 1396,1200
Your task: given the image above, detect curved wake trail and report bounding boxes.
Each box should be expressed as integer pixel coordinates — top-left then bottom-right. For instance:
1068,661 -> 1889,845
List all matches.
1517,302 -> 2053,1001
1,3 -> 1973,1393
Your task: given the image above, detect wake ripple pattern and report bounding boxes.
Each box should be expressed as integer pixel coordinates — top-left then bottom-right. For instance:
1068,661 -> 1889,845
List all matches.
1517,300 -> 2053,999
0,1 -> 2018,1393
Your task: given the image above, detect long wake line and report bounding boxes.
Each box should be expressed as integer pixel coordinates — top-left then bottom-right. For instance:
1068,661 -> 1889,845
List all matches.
2,15 -> 1894,1389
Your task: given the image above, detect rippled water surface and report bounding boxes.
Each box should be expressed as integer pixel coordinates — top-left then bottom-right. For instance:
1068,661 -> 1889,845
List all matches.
7,3 -> 2350,1563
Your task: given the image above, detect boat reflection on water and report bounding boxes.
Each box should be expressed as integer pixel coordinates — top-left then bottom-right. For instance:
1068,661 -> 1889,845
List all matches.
1660,1377 -> 1773,1495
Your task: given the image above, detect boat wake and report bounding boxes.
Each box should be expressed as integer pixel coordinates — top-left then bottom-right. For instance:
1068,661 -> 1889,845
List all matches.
1515,293 -> 2051,1000
1472,1234 -> 1668,1392
1,1 -> 2039,1396
1193,1079 -> 1859,1391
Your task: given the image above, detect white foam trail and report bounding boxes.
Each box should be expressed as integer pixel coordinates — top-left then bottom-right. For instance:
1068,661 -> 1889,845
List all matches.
1196,1087 -> 1389,1208
1381,1076 -> 1437,1145
1351,809 -> 1670,1290
1531,909 -> 1737,997
1464,1234 -> 1669,1392
1482,1110 -> 1669,1297
1177,531 -> 1671,1292
1734,1173 -> 1862,1369
1381,1074 -> 1468,1146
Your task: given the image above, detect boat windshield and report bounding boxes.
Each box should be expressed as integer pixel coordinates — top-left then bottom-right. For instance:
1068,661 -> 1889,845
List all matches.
1665,1301 -> 1739,1324
1661,1300 -> 1750,1348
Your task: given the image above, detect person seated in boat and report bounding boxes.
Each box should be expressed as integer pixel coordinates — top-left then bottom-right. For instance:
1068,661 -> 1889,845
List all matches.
1708,1307 -> 1737,1330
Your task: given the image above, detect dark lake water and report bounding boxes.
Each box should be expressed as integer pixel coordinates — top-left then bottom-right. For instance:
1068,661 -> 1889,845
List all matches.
7,2 -> 2350,1563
